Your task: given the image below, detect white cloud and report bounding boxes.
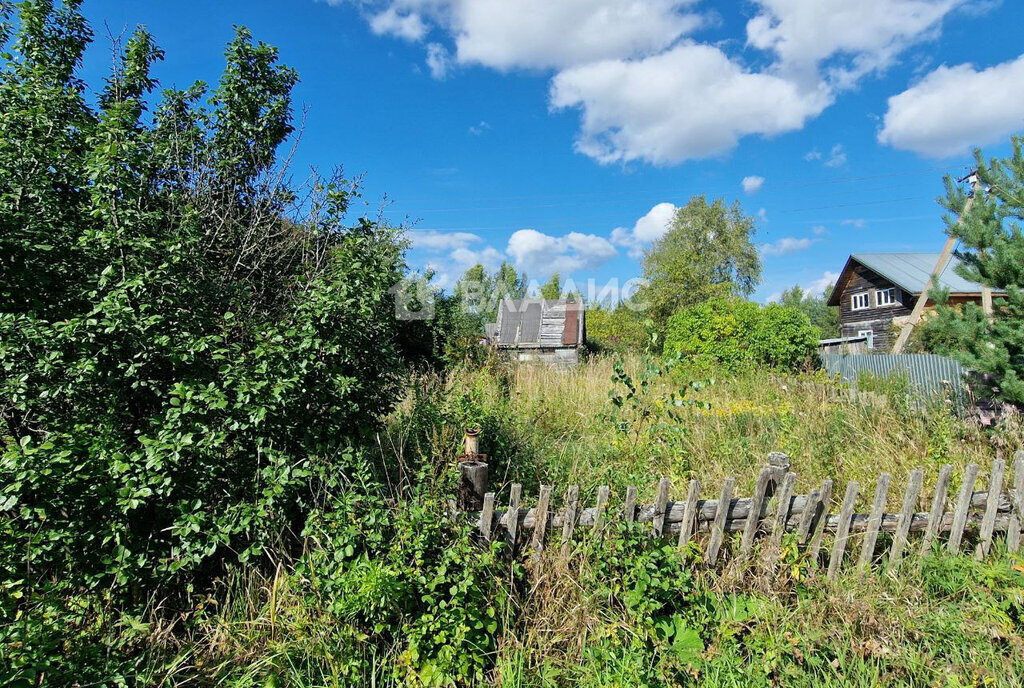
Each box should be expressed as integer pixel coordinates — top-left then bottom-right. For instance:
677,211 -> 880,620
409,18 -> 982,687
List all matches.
506,228 -> 617,275
409,229 -> 481,252
451,245 -> 504,269
760,236 -> 816,256
426,42 -> 453,79
824,143 -> 847,167
610,202 -> 676,258
878,54 -> 1024,156
333,0 -> 972,165
841,218 -> 866,228
812,225 -> 827,235
757,207 -> 769,223
550,43 -> 832,165
369,6 -> 429,41
742,175 -> 765,194
746,0 -> 964,87
468,120 -> 490,135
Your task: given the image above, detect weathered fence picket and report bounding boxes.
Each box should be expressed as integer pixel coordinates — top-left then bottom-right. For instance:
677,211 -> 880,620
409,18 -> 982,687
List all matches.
466,451 -> 1024,580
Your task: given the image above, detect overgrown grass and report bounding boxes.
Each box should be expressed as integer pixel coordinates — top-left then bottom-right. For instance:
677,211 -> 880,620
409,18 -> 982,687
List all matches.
384,354 -> 1023,507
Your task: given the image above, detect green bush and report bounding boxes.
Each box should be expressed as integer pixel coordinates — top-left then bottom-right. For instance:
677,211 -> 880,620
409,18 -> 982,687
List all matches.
586,305 -> 653,354
664,299 -> 818,370
0,2 -> 406,609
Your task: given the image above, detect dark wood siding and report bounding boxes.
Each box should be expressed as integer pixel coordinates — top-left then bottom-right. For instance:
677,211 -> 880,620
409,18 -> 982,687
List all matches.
835,264 -> 912,351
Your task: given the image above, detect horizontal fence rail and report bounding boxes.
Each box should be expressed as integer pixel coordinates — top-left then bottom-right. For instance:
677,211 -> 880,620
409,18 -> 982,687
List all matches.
464,450 -> 1024,580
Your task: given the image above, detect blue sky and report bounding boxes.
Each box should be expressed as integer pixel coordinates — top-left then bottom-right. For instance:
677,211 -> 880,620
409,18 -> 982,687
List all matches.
76,0 -> 1024,302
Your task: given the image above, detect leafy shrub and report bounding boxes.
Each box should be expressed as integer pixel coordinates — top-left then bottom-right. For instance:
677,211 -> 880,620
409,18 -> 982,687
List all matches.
586,305 -> 654,354
664,298 -> 818,370
0,2 -> 407,608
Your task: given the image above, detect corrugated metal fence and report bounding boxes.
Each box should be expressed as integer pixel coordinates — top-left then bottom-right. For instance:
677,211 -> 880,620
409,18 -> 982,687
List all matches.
819,353 -> 969,412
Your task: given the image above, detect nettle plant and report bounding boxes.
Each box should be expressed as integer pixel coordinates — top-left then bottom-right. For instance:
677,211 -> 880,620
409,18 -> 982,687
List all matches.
0,1 -> 407,600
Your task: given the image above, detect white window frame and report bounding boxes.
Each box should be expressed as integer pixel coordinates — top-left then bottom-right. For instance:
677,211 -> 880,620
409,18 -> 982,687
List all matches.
850,292 -> 870,311
875,287 -> 897,307
857,329 -> 874,349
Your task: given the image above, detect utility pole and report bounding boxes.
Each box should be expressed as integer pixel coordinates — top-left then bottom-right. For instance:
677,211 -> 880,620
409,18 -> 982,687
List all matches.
891,172 -> 980,354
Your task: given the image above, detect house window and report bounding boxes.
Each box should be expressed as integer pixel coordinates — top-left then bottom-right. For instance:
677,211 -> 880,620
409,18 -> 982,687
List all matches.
858,329 -> 874,349
851,292 -> 870,310
876,287 -> 897,307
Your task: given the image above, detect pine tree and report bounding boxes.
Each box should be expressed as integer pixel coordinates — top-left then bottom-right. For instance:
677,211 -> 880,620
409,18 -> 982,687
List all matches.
921,136 -> 1024,404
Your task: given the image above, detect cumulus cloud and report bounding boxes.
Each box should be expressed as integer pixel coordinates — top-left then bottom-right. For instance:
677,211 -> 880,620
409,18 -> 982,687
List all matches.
506,228 -> 617,275
368,6 -> 428,41
410,229 -> 503,273
878,53 -> 1024,156
766,270 -> 840,302
331,0 -> 972,164
550,43 -> 832,164
747,0 -> 965,87
610,202 -> 677,258
742,175 -> 765,194
760,236 -> 817,256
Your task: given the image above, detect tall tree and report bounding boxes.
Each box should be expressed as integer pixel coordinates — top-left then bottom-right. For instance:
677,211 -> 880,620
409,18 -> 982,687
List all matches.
453,260 -> 527,324
779,283 -> 839,338
920,137 -> 1024,403
638,195 -> 761,324
539,272 -> 562,300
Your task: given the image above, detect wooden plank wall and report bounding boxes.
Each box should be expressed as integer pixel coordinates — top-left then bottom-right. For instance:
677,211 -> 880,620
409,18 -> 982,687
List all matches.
469,450 -> 1024,579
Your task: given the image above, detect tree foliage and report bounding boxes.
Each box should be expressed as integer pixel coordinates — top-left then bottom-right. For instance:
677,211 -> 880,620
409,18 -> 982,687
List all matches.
664,299 -> 818,370
0,1 -> 408,601
638,196 -> 762,325
779,283 -> 839,339
920,137 -> 1024,403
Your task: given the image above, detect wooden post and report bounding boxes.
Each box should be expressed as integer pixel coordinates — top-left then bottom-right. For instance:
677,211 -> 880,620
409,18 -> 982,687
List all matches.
653,477 -> 671,537
741,466 -> 774,556
769,472 -> 797,556
889,470 -> 923,568
506,483 -> 522,547
947,463 -> 979,554
531,485 -> 552,566
807,479 -> 834,566
707,478 -> 735,565
624,486 -> 638,524
593,485 -> 610,538
796,488 -> 821,546
1009,452 -> 1024,554
920,465 -> 952,556
458,461 -> 489,511
858,474 -> 890,572
678,479 -> 701,549
561,485 -> 579,558
828,481 -> 860,582
976,458 -> 1005,560
480,492 -> 496,540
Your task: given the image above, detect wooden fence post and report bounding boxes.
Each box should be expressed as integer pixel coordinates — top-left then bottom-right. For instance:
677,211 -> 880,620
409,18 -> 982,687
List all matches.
653,477 -> 671,537
858,473 -> 890,572
678,479 -> 701,549
561,485 -> 580,558
531,485 -> 552,567
976,458 -> 1005,560
920,465 -> 952,556
889,470 -> 923,569
828,480 -> 860,582
458,460 -> 489,511
1009,451 -> 1024,554
506,483 -> 522,548
947,463 -> 979,554
707,478 -> 735,565
807,479 -> 833,567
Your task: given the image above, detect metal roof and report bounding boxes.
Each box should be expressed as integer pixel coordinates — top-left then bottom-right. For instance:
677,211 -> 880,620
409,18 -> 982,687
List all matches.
850,253 -> 991,294
494,299 -> 583,348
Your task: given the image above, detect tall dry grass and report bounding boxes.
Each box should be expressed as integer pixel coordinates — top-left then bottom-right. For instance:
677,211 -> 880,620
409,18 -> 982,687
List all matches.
405,353 -> 1023,510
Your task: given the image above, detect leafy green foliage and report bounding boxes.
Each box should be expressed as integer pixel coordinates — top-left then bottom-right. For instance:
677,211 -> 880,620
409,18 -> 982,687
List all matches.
585,304 -> 654,353
0,1 -> 407,615
779,283 -> 840,339
637,196 -> 762,326
920,136 -> 1024,403
664,299 -> 819,370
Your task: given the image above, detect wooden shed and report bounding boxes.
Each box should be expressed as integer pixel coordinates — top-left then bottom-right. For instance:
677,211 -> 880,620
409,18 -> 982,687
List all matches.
491,299 -> 585,365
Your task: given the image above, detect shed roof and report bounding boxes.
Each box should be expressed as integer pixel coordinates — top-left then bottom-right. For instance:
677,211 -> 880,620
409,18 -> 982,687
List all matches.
494,299 -> 584,348
827,253 -> 1002,306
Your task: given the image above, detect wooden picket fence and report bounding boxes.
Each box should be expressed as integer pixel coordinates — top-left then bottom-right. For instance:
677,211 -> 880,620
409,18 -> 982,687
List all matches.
466,450 -> 1024,579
